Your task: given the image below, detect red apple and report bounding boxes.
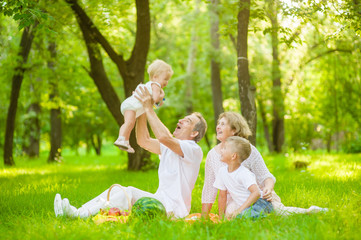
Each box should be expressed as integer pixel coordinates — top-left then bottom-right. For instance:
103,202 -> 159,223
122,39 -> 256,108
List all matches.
108,207 -> 121,216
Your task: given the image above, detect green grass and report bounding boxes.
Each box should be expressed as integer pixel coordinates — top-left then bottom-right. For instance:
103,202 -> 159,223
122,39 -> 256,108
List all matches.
1,152 -> 360,239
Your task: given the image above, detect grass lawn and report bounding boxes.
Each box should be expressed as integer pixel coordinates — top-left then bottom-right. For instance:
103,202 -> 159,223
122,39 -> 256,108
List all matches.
0,151 -> 360,239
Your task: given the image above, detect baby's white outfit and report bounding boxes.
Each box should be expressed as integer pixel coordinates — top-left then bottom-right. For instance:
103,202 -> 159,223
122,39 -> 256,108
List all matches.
121,81 -> 162,117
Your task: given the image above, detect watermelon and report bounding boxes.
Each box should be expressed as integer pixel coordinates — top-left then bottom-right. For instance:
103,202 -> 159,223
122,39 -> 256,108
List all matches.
131,197 -> 166,219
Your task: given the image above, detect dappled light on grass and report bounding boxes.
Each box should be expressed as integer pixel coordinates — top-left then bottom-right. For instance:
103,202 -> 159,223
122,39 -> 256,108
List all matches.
0,164 -> 122,178
0,168 -> 53,178
1,153 -> 361,239
307,154 -> 361,180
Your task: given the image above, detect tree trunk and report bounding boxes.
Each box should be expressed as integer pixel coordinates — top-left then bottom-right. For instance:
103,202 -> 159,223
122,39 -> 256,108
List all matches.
4,24 -> 37,166
332,68 -> 339,152
237,0 -> 257,145
66,0 -> 151,170
269,0 -> 285,153
210,0 -> 224,134
258,98 -> 273,152
185,0 -> 200,115
47,42 -> 62,163
90,133 -> 102,155
22,102 -> 41,157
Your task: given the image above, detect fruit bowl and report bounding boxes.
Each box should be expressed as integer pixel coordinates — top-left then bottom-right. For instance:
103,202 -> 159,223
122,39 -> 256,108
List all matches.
92,207 -> 130,224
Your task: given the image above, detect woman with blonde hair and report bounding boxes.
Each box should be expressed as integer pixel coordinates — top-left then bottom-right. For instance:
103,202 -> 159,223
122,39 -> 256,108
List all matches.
201,112 -> 327,218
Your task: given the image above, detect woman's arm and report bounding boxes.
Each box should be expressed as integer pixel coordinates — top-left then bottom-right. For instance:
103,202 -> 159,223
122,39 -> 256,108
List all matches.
262,177 -> 275,201
218,190 -> 227,219
201,203 -> 213,218
201,150 -> 219,218
244,145 -> 276,189
228,184 -> 260,219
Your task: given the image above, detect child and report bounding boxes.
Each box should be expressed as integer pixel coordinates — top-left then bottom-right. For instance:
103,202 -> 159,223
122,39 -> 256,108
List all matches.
214,136 -> 273,220
114,59 -> 173,153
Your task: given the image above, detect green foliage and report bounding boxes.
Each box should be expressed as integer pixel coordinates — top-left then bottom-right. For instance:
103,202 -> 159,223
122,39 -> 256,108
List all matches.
1,153 -> 361,239
0,0 -> 54,30
343,137 -> 361,153
1,0 -> 361,163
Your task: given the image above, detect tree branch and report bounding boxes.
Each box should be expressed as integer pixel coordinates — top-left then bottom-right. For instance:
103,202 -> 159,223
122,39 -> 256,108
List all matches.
128,0 -> 150,73
229,33 -> 237,50
65,0 -> 127,74
285,48 -> 353,95
304,48 -> 353,65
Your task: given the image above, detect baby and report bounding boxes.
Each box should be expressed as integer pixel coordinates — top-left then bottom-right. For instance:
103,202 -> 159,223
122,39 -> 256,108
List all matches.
114,59 -> 173,153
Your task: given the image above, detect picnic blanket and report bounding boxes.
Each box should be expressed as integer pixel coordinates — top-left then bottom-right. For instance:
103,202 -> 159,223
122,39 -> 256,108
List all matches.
92,212 -> 220,224
184,213 -> 220,223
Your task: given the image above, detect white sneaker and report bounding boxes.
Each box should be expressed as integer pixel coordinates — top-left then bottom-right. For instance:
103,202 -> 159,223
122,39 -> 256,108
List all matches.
54,193 -> 63,217
114,137 -> 135,153
62,198 -> 79,218
126,144 -> 135,153
114,136 -> 129,150
308,206 -> 328,213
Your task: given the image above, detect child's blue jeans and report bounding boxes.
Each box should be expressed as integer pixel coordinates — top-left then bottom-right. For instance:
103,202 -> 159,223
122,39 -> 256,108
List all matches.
236,198 -> 273,220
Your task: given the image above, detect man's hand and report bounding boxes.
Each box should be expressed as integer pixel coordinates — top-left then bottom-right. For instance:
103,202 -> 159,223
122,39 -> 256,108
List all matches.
134,86 -> 154,110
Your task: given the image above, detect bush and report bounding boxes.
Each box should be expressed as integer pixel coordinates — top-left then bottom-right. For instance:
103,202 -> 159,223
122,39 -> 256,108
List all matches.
343,138 -> 361,153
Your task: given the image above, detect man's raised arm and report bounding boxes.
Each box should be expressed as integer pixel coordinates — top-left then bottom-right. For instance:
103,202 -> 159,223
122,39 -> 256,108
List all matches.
135,114 -> 161,155
135,87 -> 184,157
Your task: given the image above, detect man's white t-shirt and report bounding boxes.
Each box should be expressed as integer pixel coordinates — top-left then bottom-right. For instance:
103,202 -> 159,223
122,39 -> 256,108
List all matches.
154,140 -> 203,218
213,165 -> 260,207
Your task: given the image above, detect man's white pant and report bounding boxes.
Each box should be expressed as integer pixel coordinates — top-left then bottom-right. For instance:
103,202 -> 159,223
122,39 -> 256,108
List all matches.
76,186 -> 163,218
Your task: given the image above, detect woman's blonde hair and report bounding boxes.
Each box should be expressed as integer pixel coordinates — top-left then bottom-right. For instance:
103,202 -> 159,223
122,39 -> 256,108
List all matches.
147,59 -> 173,79
218,112 -> 252,139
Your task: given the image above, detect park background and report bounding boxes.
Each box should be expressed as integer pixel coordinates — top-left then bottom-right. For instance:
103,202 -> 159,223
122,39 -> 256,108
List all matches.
1,0 -> 361,239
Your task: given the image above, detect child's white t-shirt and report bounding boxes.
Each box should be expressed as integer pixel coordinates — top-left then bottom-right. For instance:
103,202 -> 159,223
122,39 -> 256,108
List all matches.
154,140 -> 203,218
213,165 -> 260,207
120,81 -> 162,117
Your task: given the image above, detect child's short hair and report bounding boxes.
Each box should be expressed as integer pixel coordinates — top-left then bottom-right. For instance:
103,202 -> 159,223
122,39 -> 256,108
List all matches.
226,136 -> 251,162
147,59 -> 173,79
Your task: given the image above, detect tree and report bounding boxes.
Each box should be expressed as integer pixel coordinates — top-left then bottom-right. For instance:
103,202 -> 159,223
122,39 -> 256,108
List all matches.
4,23 -> 37,166
237,0 -> 257,145
210,0 -> 224,133
268,0 -> 284,153
184,0 -> 201,115
66,0 -> 151,170
22,100 -> 41,157
47,42 -> 62,162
